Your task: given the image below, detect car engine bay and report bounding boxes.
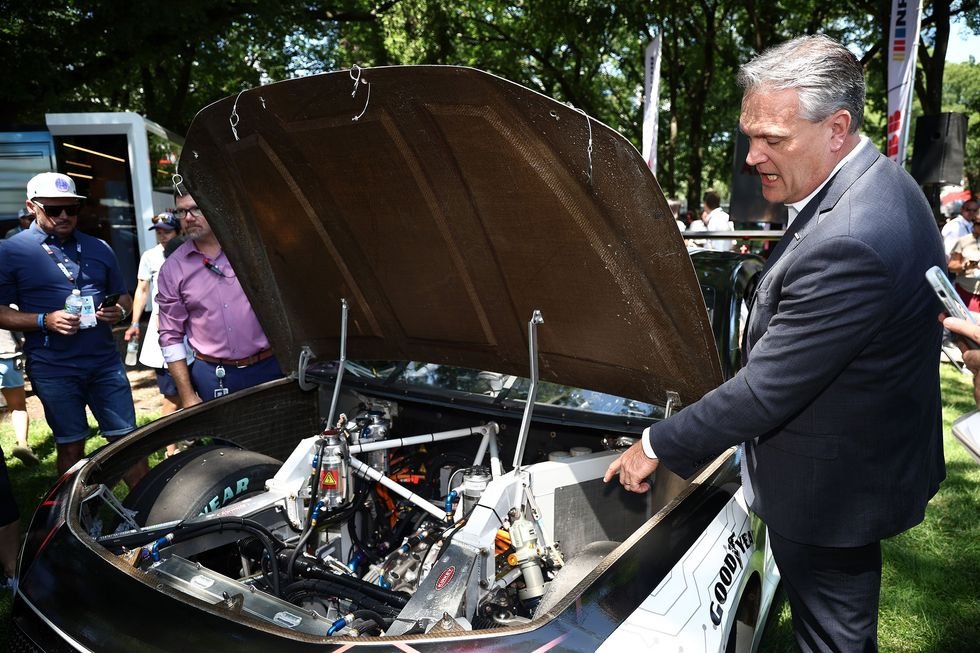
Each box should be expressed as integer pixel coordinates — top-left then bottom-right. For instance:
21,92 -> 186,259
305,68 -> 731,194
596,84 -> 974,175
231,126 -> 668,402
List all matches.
83,390 -> 660,639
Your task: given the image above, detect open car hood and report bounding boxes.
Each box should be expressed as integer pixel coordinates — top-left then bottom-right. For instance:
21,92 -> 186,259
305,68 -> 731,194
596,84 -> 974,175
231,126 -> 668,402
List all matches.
179,66 -> 723,406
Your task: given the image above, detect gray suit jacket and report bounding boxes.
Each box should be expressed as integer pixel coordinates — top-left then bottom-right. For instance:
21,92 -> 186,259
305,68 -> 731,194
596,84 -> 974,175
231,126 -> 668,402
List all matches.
651,143 -> 946,547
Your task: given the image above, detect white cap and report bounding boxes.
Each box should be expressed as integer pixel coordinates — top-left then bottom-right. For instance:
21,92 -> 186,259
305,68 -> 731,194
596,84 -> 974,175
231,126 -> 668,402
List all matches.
26,172 -> 86,201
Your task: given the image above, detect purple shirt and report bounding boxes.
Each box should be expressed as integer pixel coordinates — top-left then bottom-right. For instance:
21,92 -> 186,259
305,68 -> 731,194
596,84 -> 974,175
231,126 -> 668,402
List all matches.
156,239 -> 270,362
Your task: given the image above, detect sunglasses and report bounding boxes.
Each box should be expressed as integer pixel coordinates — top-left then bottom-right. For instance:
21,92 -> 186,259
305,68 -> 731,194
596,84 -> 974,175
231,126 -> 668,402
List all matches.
33,200 -> 81,217
172,206 -> 204,220
152,213 -> 176,224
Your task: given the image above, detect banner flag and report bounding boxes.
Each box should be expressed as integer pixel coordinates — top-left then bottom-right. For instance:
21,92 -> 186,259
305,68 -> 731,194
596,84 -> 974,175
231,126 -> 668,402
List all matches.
886,0 -> 923,166
642,35 -> 662,175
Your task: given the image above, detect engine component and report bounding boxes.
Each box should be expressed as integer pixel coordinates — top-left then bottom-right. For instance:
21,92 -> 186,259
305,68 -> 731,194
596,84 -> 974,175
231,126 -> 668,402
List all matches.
460,467 -> 491,516
367,527 -> 440,592
508,515 -> 545,603
353,404 -> 393,473
318,430 -> 353,509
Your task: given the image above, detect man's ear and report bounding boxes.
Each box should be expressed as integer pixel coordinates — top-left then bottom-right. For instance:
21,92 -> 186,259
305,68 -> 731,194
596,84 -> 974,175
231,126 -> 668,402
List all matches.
828,109 -> 852,151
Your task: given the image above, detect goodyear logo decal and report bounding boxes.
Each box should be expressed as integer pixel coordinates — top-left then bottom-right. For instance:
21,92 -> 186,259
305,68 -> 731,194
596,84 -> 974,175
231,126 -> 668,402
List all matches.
709,529 -> 754,626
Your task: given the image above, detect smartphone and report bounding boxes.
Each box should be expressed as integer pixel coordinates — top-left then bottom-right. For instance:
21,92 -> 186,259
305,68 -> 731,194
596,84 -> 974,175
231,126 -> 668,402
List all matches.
99,292 -> 121,310
925,265 -> 980,350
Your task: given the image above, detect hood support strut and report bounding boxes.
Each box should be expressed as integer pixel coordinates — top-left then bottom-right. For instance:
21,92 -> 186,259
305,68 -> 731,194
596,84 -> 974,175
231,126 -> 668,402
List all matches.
512,310 -> 544,473
326,299 -> 349,428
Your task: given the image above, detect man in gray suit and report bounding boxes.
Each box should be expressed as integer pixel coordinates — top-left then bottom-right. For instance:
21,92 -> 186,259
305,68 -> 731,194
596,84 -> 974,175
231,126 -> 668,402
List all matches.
606,35 -> 945,652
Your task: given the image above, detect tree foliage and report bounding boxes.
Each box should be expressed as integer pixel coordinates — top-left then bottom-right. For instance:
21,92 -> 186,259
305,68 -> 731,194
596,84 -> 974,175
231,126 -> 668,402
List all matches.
2,0 -> 978,208
943,60 -> 980,189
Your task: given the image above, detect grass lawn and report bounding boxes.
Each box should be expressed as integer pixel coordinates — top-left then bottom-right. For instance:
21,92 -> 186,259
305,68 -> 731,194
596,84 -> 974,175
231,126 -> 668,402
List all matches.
1,364 -> 978,650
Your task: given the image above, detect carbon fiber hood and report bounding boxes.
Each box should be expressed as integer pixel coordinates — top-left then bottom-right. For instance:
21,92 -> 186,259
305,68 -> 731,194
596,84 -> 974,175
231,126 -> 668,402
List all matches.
178,66 -> 723,406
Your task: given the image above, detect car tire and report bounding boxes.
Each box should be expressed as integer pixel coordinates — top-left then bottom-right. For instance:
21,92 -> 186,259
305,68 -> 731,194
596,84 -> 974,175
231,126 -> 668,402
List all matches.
124,445 -> 281,526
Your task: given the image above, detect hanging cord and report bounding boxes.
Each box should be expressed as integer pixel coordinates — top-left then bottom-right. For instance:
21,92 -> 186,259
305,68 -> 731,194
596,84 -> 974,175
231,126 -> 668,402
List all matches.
229,89 -> 248,141
350,64 -> 371,122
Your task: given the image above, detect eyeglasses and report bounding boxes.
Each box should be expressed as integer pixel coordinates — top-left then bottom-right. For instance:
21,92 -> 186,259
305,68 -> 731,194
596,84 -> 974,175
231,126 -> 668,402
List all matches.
172,206 -> 204,220
32,200 -> 81,217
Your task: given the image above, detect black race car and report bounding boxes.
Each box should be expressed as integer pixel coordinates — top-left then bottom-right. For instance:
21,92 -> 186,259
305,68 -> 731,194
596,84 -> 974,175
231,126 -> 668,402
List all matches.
11,66 -> 777,653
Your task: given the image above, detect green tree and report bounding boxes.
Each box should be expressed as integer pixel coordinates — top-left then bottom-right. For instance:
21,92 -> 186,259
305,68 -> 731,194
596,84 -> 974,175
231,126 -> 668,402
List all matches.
1,0 -> 975,211
917,0 -> 980,115
0,0 -> 393,133
943,59 -> 980,189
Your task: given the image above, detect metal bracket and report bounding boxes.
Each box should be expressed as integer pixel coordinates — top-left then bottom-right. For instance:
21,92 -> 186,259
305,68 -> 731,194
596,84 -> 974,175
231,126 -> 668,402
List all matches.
664,390 -> 682,418
297,346 -> 316,391
512,310 -> 544,472
81,484 -> 140,535
326,299 -> 349,429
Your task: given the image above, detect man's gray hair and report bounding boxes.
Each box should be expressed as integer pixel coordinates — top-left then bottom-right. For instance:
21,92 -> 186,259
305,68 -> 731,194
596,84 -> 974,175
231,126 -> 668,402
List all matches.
737,35 -> 865,133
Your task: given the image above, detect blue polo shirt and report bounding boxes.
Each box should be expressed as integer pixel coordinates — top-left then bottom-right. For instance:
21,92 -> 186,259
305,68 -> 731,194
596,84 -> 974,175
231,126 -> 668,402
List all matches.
0,223 -> 126,373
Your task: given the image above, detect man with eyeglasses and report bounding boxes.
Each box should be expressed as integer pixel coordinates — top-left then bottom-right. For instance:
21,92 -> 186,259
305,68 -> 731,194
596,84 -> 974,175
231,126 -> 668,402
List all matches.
156,184 -> 281,410
948,199 -> 980,311
0,173 -> 147,486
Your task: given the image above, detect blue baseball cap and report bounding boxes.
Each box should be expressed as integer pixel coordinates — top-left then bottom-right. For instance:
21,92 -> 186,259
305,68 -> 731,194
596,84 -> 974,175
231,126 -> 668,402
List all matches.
149,211 -> 178,231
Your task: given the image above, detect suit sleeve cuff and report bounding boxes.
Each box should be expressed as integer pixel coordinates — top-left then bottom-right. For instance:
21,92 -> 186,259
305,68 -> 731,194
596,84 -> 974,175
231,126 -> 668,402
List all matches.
162,343 -> 188,364
641,425 -> 658,459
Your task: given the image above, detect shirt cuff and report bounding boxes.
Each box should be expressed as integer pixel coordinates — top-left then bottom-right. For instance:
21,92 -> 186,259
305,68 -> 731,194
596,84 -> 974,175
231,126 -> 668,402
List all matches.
161,342 -> 188,364
641,425 -> 659,460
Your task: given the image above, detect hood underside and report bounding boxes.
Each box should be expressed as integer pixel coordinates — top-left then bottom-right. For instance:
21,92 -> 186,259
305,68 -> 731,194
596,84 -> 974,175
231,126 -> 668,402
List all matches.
179,66 -> 722,406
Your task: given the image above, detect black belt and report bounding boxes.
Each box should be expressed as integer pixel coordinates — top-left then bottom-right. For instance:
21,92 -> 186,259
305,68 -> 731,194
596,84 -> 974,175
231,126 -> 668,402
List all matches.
193,348 -> 274,368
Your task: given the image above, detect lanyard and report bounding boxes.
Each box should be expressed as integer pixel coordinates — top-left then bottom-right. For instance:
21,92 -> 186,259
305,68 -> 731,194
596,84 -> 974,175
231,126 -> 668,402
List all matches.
40,240 -> 81,287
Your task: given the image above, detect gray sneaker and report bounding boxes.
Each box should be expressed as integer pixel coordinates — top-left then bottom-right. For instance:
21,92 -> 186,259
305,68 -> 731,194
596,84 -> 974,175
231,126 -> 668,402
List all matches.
11,445 -> 39,466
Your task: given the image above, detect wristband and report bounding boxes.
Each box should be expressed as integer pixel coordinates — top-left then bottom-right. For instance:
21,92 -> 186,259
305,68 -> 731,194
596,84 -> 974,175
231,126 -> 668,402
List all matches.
37,313 -> 47,333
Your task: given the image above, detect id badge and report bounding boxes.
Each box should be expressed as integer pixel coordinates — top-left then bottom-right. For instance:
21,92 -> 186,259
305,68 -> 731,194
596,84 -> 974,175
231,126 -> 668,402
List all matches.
79,295 -> 97,329
213,387 -> 229,398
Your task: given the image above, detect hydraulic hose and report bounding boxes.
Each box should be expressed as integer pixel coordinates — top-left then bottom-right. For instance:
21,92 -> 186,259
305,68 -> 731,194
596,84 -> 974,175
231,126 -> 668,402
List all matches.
288,556 -> 410,608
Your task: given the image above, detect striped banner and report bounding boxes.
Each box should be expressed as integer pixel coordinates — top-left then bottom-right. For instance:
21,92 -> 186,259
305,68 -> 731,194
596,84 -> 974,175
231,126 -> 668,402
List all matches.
886,0 -> 923,166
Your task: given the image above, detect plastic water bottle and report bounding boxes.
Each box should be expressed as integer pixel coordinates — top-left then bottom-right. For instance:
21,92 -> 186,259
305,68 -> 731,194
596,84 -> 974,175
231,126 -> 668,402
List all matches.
125,338 -> 139,366
64,289 -> 83,315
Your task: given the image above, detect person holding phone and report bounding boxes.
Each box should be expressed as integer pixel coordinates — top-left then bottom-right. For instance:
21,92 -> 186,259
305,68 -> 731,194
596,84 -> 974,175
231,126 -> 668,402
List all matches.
605,36 -> 945,651
0,173 -> 147,486
124,211 -> 187,454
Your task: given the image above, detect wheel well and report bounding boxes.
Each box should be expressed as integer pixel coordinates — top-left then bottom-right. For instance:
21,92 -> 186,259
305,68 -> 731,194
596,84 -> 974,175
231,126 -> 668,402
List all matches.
735,571 -> 762,628
123,445 -> 281,526
725,571 -> 763,653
